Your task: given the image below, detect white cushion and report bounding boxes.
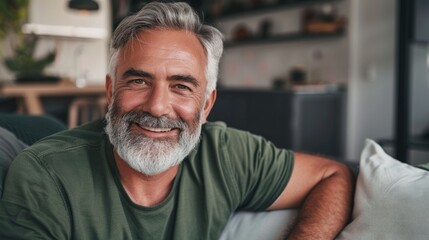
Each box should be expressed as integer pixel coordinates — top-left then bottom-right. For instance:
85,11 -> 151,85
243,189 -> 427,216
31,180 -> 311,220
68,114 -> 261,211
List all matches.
220,209 -> 299,240
338,139 -> 429,240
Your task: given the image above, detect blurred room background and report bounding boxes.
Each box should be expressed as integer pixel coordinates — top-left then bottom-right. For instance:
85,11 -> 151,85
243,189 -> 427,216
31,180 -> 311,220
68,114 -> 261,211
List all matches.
0,0 -> 428,164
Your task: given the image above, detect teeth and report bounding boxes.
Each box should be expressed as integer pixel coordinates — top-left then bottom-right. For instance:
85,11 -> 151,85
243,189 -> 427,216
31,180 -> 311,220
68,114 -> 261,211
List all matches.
143,126 -> 172,132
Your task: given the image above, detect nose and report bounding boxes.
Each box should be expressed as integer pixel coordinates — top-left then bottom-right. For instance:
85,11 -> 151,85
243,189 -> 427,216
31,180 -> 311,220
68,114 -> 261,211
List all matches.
142,84 -> 171,117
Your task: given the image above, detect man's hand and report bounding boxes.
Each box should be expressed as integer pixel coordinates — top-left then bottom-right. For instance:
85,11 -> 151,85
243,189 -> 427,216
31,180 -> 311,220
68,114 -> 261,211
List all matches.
267,152 -> 355,239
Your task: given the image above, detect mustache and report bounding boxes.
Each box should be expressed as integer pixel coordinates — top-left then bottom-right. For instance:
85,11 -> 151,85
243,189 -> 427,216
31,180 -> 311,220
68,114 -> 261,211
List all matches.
121,111 -> 187,130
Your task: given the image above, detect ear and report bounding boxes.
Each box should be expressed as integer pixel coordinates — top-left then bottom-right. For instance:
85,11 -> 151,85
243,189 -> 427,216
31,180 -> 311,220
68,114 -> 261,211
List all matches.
106,74 -> 113,105
201,89 -> 217,123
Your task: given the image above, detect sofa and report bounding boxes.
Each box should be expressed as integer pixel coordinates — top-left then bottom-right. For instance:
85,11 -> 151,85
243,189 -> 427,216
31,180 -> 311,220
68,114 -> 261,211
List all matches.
1,113 -> 428,239
0,113 -> 67,196
221,139 -> 429,239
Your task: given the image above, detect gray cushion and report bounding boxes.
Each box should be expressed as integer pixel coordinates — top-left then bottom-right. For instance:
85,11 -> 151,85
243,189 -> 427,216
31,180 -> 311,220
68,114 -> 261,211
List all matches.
0,127 -> 28,197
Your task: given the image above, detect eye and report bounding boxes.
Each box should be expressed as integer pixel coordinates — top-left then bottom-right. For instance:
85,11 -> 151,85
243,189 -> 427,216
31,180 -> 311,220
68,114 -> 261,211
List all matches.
131,79 -> 145,84
173,84 -> 192,91
126,79 -> 149,87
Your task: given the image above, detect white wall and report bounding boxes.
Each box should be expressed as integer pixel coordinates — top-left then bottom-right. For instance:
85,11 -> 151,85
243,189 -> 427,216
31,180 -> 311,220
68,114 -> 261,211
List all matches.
0,0 -> 111,85
345,0 -> 396,161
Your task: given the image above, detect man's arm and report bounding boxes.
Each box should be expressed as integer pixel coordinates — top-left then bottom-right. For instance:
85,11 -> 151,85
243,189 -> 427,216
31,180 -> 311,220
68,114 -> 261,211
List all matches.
267,152 -> 355,239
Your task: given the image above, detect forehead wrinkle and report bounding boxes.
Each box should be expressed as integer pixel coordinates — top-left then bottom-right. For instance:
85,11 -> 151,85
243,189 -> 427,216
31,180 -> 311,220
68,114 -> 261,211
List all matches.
123,37 -> 196,64
118,29 -> 208,85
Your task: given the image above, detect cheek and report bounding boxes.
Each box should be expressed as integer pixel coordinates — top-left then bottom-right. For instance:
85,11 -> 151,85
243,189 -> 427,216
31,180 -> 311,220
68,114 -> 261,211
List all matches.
114,91 -> 144,113
172,99 -> 203,122
114,89 -> 205,122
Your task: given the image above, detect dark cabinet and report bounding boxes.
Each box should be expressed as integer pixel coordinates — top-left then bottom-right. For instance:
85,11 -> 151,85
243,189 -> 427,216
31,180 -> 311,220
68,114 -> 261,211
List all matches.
208,89 -> 345,158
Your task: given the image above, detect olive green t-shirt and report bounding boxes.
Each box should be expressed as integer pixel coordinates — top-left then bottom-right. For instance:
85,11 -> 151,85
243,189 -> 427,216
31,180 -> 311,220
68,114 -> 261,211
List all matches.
0,120 -> 294,239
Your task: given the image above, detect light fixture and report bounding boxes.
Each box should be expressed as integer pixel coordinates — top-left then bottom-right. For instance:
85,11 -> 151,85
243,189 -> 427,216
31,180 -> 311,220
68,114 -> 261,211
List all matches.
68,0 -> 99,11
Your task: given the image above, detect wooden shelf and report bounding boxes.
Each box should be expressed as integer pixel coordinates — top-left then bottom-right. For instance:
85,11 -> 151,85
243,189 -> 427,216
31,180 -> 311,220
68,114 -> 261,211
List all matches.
22,23 -> 107,40
213,0 -> 343,21
224,30 -> 345,48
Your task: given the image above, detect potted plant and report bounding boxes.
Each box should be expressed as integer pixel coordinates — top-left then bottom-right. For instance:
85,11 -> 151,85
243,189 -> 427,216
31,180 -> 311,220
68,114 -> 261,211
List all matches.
4,34 -> 58,83
1,1 -> 58,83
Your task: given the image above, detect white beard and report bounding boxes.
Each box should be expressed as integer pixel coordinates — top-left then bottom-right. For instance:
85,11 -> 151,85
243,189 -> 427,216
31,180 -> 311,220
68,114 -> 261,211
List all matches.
105,99 -> 203,176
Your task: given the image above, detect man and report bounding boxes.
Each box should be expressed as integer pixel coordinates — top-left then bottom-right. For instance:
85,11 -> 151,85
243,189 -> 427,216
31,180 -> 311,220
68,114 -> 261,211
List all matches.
0,2 -> 354,239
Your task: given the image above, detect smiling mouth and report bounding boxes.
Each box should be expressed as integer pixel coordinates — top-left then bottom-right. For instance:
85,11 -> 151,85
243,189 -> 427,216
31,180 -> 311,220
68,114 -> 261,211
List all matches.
142,126 -> 174,133
133,122 -> 180,134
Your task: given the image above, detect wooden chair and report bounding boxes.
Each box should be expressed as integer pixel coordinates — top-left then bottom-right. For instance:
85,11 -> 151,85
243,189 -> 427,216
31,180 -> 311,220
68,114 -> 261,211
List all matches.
68,97 -> 107,128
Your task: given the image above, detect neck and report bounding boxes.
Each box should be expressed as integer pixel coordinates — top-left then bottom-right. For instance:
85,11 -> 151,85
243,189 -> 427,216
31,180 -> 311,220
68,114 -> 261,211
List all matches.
113,151 -> 179,207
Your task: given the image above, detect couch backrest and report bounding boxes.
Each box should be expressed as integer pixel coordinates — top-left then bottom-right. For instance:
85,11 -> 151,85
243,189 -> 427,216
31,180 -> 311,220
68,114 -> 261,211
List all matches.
0,113 -> 67,197
0,113 -> 67,145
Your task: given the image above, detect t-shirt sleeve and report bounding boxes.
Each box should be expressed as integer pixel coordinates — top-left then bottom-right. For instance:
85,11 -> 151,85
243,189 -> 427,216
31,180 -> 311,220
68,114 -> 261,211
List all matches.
223,128 -> 295,211
0,150 -> 71,239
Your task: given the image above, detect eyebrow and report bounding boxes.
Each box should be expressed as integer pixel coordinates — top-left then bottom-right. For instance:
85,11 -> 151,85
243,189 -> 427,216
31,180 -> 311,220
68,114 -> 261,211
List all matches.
122,68 -> 200,88
122,68 -> 154,79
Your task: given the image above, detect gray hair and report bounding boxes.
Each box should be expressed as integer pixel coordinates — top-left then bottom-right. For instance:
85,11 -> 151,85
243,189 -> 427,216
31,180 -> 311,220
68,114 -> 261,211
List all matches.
108,1 -> 224,94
